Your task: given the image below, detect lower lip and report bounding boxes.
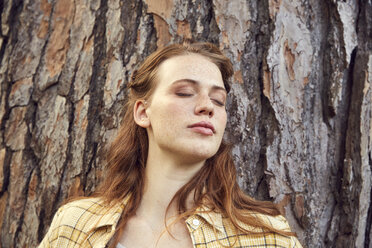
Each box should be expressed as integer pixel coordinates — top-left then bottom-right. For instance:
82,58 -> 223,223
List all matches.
189,126 -> 214,136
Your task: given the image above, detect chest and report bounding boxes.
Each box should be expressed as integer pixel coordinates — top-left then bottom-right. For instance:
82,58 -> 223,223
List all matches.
118,217 -> 194,248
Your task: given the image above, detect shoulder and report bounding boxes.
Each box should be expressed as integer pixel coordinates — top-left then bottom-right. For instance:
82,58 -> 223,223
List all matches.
38,197 -> 124,247
238,213 -> 302,248
252,212 -> 292,232
225,211 -> 292,234
191,211 -> 303,248
227,212 -> 302,248
51,197 -> 103,225
51,197 -> 123,231
56,197 -> 108,217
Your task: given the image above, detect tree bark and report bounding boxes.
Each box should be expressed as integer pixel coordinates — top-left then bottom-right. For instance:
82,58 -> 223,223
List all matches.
0,0 -> 371,247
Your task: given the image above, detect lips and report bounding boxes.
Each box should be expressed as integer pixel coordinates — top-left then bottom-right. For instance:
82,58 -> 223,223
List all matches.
188,121 -> 215,136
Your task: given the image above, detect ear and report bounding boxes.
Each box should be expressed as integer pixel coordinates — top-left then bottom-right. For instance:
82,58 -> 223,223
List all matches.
133,100 -> 150,128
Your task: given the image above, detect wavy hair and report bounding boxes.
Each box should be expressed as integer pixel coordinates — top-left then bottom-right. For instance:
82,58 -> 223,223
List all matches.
93,41 -> 294,247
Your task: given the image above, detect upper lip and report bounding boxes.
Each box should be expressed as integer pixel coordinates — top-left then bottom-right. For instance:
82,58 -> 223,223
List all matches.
188,121 -> 215,133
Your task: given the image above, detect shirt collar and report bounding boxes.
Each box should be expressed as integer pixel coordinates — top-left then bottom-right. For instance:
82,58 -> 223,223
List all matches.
88,194 -> 131,231
92,194 -> 225,233
189,204 -> 225,233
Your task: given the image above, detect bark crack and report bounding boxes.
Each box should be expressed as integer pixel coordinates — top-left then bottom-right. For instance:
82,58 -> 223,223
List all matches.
364,153 -> 372,248
83,0 -> 108,192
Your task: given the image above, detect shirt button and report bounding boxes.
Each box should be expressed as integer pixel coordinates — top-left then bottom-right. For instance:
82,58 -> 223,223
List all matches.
192,219 -> 200,226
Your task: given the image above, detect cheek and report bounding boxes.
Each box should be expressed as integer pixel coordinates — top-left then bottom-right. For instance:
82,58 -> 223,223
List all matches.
150,101 -> 190,128
217,111 -> 227,130
166,102 -> 189,116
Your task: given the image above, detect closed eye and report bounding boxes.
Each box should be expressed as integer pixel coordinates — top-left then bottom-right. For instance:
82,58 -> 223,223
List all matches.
176,93 -> 193,97
212,99 -> 225,106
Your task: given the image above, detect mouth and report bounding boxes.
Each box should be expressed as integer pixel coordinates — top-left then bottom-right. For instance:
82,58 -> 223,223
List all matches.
187,121 -> 215,136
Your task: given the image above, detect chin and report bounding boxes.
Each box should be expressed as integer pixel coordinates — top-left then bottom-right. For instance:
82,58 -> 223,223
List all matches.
158,138 -> 222,164
182,145 -> 219,163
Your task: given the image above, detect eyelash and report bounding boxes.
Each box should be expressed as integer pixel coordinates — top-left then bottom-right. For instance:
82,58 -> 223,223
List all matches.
213,99 -> 225,106
176,93 -> 225,106
176,93 -> 193,97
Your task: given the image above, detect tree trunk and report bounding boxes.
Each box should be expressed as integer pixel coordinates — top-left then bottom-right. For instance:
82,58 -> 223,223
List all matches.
0,0 -> 371,247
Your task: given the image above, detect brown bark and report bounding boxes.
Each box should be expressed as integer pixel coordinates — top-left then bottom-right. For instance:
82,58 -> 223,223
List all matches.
0,0 -> 371,247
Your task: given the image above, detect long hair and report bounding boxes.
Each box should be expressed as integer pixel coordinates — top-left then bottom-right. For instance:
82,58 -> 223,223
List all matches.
94,41 -> 294,247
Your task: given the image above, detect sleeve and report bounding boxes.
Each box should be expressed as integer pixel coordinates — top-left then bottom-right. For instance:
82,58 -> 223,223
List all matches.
37,207 -> 65,248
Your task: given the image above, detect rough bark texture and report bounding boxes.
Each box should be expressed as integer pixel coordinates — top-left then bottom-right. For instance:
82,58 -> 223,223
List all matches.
0,0 -> 371,247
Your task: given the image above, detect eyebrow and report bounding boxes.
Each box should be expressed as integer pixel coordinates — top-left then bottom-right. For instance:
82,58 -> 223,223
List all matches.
171,79 -> 227,93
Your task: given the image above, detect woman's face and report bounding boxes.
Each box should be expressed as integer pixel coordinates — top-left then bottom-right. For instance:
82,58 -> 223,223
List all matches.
143,53 -> 227,164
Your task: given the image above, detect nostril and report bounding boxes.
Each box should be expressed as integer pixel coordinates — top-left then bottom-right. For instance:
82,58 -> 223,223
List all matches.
195,99 -> 214,116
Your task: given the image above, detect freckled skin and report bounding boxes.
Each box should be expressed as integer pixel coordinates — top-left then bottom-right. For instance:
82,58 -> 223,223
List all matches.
145,54 -> 227,164
122,53 -> 228,248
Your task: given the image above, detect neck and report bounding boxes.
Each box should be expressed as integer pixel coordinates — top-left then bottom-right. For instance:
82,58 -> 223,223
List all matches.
136,146 -> 205,226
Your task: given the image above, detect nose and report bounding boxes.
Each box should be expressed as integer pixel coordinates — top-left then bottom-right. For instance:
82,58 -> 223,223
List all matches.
194,94 -> 214,117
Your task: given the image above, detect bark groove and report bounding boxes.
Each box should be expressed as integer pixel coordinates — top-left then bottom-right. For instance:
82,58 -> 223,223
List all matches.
0,0 -> 371,247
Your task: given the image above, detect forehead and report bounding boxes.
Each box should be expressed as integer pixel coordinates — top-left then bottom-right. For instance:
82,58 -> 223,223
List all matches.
155,54 -> 224,89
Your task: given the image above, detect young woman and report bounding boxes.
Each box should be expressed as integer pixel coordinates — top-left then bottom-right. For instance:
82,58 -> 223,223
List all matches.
39,41 -> 302,248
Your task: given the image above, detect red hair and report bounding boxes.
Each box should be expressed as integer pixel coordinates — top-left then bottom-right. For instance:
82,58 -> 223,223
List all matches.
93,41 -> 294,247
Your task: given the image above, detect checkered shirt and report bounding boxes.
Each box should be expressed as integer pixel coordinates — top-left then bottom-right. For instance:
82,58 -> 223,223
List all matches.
38,197 -> 302,248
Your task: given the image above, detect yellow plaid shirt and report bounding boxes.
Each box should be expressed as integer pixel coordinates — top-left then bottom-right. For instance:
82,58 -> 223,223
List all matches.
38,197 -> 302,248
